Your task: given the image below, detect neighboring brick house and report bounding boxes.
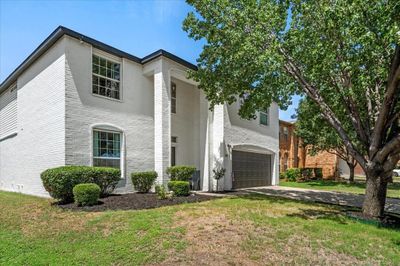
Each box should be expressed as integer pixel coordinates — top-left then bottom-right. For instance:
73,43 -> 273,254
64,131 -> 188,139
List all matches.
0,26 -> 280,197
279,120 -> 358,179
279,120 -> 305,172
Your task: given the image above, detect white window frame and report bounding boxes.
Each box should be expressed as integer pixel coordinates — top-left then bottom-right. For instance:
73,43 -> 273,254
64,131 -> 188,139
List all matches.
91,52 -> 122,101
171,82 -> 177,114
259,110 -> 269,126
92,129 -> 122,170
171,136 -> 177,166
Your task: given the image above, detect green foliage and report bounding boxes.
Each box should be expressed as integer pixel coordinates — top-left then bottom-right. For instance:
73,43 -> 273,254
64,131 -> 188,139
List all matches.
212,167 -> 226,180
155,184 -> 168,200
183,0 -> 399,161
131,171 -> 157,193
168,181 -> 190,197
301,168 -> 313,180
41,166 -> 120,203
166,165 -> 196,181
183,1 -> 400,217
284,168 -> 301,182
73,183 -> 100,206
314,168 -> 323,179
279,172 -> 286,180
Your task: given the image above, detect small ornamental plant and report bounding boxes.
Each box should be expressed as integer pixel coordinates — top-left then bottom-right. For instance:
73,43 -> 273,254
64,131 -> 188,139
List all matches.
73,183 -> 101,206
213,166 -> 226,192
155,184 -> 168,200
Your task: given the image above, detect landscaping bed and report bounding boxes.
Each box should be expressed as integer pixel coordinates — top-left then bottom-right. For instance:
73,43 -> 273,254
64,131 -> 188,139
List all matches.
58,192 -> 216,211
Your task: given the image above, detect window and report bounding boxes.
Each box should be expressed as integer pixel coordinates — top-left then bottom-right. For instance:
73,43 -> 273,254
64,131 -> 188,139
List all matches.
171,82 -> 176,114
259,110 -> 269,126
283,126 -> 288,141
93,130 -> 121,168
92,54 -> 121,100
171,146 -> 176,166
171,135 -> 177,166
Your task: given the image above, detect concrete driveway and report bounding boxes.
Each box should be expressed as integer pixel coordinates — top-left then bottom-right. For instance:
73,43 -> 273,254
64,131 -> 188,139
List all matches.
238,186 -> 400,215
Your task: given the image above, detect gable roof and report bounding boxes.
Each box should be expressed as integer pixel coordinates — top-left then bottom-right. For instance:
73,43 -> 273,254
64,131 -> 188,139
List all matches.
0,26 -> 197,94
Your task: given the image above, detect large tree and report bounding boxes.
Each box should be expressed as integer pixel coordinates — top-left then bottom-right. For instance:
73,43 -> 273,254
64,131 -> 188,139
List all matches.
183,0 -> 400,218
295,98 -> 358,182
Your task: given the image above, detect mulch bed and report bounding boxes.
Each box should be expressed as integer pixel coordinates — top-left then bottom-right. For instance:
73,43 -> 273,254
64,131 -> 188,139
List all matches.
57,193 -> 217,212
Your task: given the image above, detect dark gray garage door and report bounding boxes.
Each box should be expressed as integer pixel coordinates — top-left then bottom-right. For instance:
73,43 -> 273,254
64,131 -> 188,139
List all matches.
232,150 -> 272,189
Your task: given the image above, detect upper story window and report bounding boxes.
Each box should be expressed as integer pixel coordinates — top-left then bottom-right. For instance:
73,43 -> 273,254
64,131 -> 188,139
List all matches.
283,126 -> 289,141
171,82 -> 176,114
92,54 -> 121,100
259,110 -> 269,126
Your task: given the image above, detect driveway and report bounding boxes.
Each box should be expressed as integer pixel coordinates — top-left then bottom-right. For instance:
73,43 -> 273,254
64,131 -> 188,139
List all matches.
237,186 -> 400,215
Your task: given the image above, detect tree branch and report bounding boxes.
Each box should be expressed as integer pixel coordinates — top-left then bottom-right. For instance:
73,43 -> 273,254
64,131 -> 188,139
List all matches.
279,48 -> 367,167
370,45 -> 400,159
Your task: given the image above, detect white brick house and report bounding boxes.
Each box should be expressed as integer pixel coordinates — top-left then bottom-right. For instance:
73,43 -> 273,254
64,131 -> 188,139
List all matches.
0,26 -> 279,197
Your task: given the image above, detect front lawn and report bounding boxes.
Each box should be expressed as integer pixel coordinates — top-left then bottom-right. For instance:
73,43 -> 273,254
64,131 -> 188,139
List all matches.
1,191 -> 400,265
280,179 -> 400,199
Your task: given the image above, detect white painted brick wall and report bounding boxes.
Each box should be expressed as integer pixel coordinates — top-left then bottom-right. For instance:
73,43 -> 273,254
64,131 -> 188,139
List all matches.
64,37 -> 154,193
0,39 -> 66,196
0,34 -> 280,197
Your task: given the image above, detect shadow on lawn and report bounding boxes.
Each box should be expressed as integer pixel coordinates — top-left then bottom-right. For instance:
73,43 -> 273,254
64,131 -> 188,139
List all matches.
237,193 -> 400,230
296,180 -> 400,191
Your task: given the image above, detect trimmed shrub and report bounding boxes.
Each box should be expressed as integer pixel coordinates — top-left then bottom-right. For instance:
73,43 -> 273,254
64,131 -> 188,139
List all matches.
168,181 -> 190,196
279,172 -> 286,180
90,167 -> 122,195
314,168 -> 323,179
41,166 -> 120,203
166,165 -> 196,181
155,184 -> 168,200
285,168 -> 301,182
131,171 -> 157,193
73,183 -> 101,206
301,168 -> 313,180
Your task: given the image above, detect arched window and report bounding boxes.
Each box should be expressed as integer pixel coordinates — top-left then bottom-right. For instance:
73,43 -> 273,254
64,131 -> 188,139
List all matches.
91,124 -> 124,173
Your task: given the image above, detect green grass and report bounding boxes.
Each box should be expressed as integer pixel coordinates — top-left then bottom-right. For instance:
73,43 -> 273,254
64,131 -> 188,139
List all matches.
1,191 -> 400,265
280,179 -> 400,198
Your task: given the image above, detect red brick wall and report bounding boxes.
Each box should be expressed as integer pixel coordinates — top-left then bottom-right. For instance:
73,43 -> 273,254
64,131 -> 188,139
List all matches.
303,150 -> 338,178
279,120 -> 339,179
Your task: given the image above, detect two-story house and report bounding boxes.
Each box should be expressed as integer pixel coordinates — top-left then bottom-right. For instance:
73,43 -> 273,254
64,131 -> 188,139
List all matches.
0,26 -> 279,197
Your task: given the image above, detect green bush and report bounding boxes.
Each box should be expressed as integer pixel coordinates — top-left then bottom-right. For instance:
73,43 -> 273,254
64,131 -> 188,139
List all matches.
155,184 -> 168,200
301,168 -> 313,180
73,183 -> 101,206
285,168 -> 301,182
168,181 -> 190,196
279,172 -> 286,180
166,165 -> 196,181
131,171 -> 157,193
314,168 -> 323,179
41,166 -> 120,203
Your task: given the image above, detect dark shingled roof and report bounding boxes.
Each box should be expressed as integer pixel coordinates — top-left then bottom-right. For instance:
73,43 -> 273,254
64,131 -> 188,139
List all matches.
0,26 -> 197,93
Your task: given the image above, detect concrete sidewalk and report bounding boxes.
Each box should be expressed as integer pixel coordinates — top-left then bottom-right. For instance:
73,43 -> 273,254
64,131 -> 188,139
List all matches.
237,186 -> 400,214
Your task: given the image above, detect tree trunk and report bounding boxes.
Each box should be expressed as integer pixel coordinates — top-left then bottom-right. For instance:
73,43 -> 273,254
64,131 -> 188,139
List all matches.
362,173 -> 388,218
348,164 -> 355,183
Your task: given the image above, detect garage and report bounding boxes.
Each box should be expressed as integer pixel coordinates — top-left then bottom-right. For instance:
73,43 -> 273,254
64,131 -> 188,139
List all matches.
232,150 -> 272,189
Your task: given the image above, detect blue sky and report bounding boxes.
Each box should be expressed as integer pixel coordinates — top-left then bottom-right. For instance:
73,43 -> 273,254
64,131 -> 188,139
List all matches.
0,0 -> 298,120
